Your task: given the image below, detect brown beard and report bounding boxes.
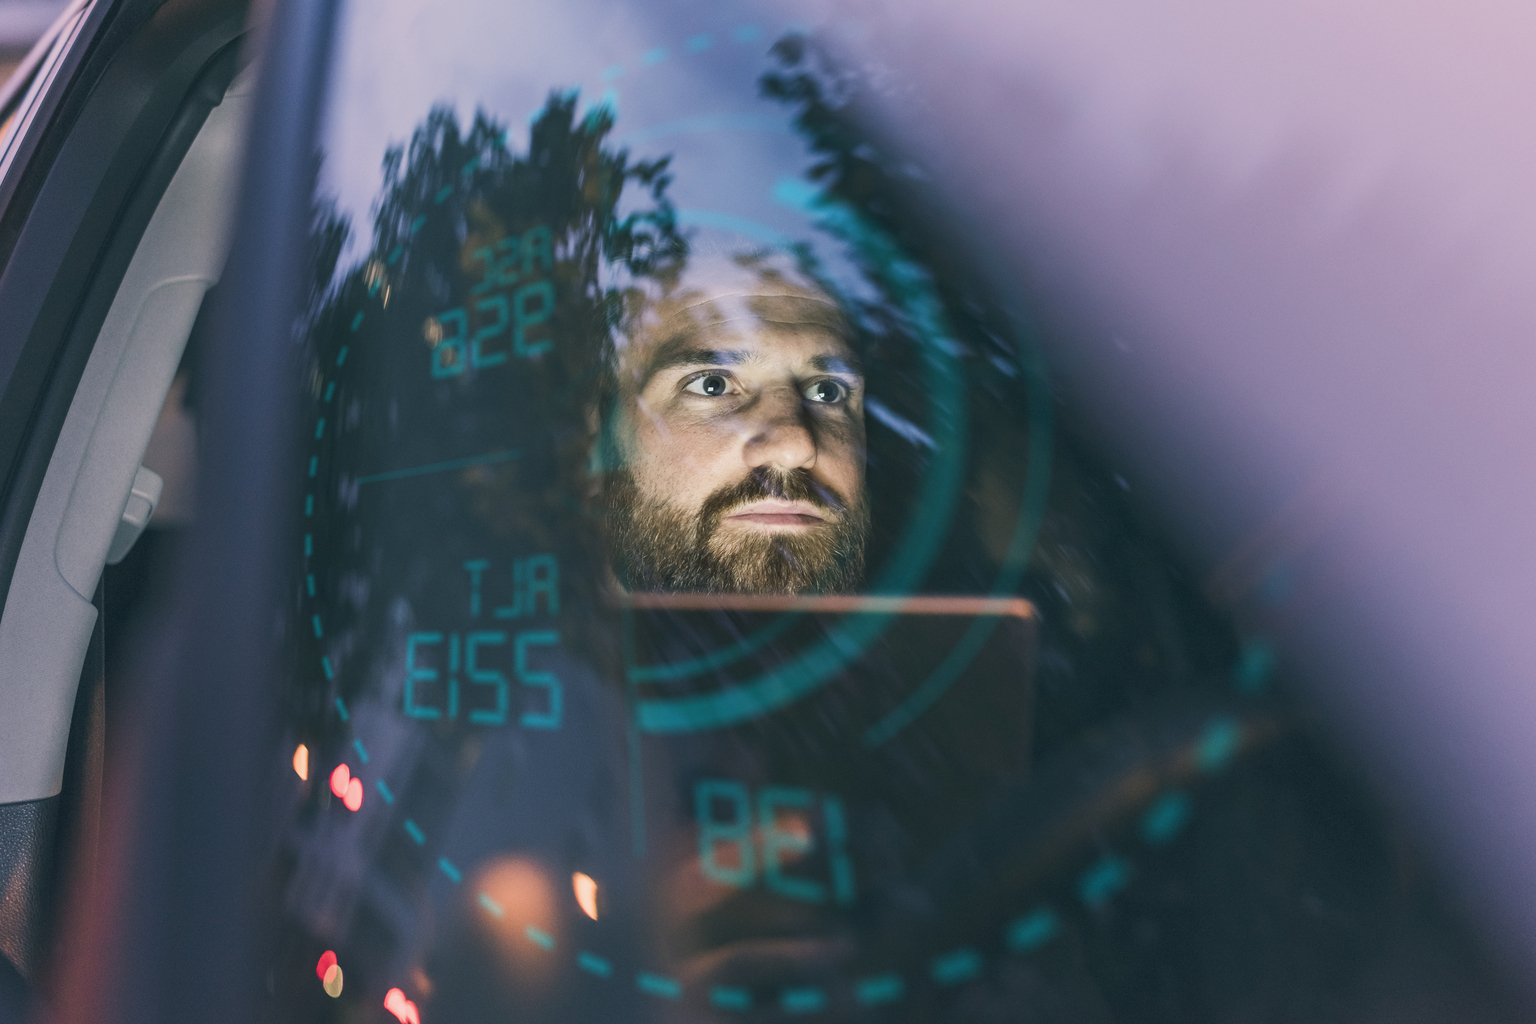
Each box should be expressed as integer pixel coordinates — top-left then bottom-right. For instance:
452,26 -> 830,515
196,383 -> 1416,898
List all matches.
603,467 -> 868,595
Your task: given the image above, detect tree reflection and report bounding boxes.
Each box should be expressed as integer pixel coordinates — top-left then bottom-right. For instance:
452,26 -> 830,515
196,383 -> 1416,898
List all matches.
292,93 -> 689,731
269,24 -> 1526,1024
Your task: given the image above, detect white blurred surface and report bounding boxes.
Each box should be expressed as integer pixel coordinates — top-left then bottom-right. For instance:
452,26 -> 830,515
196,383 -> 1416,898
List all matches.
832,0 -> 1536,987
312,0 -> 1536,984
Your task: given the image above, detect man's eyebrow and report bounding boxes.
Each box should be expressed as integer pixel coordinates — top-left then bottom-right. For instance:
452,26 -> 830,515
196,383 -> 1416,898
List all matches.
640,343 -> 750,388
811,353 -> 863,376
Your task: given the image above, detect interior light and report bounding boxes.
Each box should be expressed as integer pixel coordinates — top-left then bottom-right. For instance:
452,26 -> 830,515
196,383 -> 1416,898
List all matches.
293,743 -> 309,780
316,951 -> 344,997
330,762 -> 364,811
384,987 -> 422,1024
473,857 -> 559,988
573,872 -> 598,921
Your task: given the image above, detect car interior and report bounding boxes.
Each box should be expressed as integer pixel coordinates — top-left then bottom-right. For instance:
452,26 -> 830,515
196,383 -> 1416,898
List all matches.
0,0 -> 1533,1021
0,0 -> 250,1002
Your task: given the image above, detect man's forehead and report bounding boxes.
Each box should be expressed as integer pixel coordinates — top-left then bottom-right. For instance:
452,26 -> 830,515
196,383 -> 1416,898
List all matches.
620,291 -> 860,385
645,288 -> 848,336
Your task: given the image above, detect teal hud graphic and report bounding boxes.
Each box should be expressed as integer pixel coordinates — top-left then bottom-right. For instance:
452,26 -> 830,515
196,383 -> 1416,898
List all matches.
269,2 -> 1290,1021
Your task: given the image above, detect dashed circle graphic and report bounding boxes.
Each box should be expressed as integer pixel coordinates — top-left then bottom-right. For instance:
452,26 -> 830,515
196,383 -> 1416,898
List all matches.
294,17 -> 1282,1017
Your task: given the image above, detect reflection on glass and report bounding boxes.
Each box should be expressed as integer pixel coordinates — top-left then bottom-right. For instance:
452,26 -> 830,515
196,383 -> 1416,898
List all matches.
574,871 -> 600,920
601,256 -> 869,595
260,4 -> 1499,1023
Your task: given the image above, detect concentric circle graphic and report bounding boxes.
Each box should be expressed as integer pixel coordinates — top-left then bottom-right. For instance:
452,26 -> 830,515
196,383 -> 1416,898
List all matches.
285,13 -> 1275,1018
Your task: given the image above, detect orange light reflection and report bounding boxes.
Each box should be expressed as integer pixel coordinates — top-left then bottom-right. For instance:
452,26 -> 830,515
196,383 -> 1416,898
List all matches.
573,872 -> 598,921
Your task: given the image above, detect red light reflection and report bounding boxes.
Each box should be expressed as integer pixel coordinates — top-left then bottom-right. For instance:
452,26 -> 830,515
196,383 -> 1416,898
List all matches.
384,987 -> 421,1024
329,763 -> 364,811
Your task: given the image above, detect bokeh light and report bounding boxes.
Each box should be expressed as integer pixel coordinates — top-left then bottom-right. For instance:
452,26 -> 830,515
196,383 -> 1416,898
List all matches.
316,950 -> 343,997
472,857 -> 558,990
292,743 -> 309,780
384,987 -> 422,1024
572,872 -> 598,921
329,762 -> 364,811
329,763 -> 349,798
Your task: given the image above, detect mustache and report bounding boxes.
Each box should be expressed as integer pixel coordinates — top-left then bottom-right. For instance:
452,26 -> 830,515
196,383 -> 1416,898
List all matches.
698,468 -> 850,527
601,466 -> 868,594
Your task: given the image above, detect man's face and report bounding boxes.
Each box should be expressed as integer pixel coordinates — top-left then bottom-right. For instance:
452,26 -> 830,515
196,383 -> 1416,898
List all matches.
604,293 -> 869,594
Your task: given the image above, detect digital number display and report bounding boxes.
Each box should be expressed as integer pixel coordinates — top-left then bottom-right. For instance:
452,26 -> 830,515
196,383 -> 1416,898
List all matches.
429,224 -> 555,375
695,779 -> 856,905
402,630 -> 561,727
400,555 -> 563,726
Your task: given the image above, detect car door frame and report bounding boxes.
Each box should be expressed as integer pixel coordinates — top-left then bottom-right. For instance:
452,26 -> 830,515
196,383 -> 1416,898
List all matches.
0,0 -> 251,991
26,0 -> 340,1016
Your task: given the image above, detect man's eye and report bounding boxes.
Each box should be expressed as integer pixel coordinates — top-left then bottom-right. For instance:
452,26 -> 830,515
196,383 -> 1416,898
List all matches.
684,374 -> 731,397
805,379 -> 848,404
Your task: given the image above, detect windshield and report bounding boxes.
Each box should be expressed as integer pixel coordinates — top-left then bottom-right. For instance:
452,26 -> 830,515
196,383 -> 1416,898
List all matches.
258,0 -> 1516,1020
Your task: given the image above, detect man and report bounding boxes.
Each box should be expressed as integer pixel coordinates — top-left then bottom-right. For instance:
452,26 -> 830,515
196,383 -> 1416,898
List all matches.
600,262 -> 869,594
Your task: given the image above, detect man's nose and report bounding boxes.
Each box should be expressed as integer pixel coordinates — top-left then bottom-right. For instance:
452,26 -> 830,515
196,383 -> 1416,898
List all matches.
739,387 -> 816,471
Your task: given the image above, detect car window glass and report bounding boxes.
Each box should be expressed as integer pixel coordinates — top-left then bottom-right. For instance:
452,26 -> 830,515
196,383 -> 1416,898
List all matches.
259,1 -> 1519,1020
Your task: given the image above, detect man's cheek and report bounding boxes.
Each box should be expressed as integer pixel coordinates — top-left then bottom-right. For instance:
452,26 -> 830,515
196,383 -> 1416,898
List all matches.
663,424 -> 733,475
635,443 -> 712,507
816,409 -> 865,448
821,432 -> 868,485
